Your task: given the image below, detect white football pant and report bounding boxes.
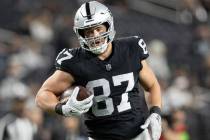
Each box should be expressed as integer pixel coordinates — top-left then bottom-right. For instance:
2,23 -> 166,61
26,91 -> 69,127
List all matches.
88,129 -> 151,140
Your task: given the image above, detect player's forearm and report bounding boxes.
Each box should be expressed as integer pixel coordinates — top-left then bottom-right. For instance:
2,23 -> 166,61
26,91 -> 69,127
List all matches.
148,80 -> 162,109
35,89 -> 59,112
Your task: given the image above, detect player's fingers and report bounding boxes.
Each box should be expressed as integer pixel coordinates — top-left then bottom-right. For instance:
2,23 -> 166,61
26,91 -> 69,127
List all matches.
152,127 -> 161,140
82,108 -> 90,113
71,111 -> 82,116
152,134 -> 159,140
151,131 -> 157,140
79,94 -> 94,104
81,100 -> 93,110
72,86 -> 80,97
68,87 -> 80,103
152,136 -> 158,140
141,119 -> 150,129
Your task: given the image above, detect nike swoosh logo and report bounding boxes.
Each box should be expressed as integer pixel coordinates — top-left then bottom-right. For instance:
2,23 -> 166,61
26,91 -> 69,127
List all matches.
70,110 -> 77,113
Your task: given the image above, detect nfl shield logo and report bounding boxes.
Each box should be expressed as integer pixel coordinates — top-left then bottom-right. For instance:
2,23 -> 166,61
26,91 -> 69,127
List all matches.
105,64 -> 112,71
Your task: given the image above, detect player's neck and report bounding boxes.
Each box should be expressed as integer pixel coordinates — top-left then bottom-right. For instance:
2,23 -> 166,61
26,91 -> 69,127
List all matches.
98,43 -> 112,60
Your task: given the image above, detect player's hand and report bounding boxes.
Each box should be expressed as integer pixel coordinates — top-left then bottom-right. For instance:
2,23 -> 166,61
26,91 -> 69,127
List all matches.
141,113 -> 162,140
61,86 -> 94,117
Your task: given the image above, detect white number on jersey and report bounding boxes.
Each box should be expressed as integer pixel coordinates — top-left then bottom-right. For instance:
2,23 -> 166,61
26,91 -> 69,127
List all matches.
86,72 -> 135,117
138,39 -> 148,54
56,49 -> 73,65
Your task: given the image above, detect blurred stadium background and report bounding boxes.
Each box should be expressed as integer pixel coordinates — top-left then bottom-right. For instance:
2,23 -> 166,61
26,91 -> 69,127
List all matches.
0,0 -> 210,140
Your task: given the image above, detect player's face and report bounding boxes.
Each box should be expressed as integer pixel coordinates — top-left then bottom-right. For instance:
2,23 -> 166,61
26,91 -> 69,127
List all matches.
83,24 -> 107,48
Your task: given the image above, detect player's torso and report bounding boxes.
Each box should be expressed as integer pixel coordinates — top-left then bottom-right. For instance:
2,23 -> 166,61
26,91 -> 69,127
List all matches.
71,38 -> 142,116
56,36 -> 149,139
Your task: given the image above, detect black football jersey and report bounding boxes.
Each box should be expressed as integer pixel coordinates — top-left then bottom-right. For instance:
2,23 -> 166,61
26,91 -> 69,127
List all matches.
55,36 -> 150,140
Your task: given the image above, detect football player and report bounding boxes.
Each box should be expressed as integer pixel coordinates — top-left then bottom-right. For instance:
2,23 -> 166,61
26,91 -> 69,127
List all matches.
35,1 -> 162,140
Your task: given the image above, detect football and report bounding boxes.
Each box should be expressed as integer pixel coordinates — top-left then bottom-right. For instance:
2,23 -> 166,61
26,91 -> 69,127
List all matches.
59,86 -> 92,103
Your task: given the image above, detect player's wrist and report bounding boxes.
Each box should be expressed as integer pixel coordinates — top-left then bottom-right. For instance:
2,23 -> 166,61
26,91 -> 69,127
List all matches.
150,106 -> 161,116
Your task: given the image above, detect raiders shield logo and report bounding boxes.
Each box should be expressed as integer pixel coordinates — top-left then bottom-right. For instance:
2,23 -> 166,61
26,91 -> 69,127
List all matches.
105,64 -> 112,71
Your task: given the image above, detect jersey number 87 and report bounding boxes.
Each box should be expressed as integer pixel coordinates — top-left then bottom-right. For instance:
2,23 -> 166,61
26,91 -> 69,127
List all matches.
86,72 -> 134,117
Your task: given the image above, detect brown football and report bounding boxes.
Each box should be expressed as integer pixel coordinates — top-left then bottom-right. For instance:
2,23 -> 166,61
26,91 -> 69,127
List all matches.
76,86 -> 92,101
59,86 -> 92,103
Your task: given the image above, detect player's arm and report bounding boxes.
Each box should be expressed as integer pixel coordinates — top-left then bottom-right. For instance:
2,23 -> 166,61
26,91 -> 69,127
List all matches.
35,70 -> 74,112
139,60 -> 161,108
139,60 -> 162,140
35,70 -> 94,116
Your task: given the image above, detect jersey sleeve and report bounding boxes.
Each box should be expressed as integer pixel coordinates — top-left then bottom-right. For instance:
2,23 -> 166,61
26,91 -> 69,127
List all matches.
131,36 -> 149,60
55,48 -> 76,74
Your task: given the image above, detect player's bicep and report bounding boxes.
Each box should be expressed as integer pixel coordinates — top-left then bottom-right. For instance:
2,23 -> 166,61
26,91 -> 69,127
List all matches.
40,70 -> 75,96
139,60 -> 157,91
